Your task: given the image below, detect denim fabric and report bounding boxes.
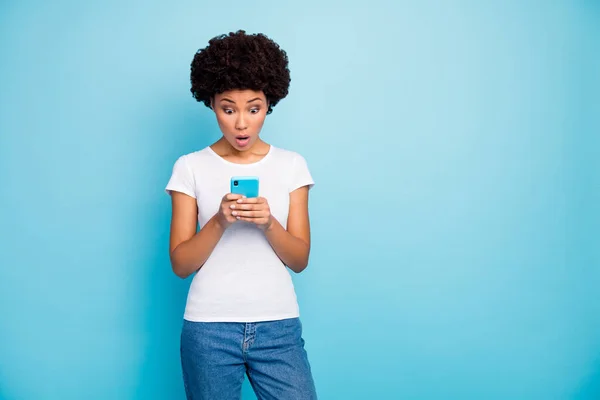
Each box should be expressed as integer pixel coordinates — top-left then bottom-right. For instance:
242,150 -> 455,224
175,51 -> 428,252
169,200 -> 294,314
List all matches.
180,317 -> 317,400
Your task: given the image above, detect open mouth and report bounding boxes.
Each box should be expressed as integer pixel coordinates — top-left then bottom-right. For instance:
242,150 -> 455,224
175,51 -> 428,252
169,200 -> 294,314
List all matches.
235,135 -> 250,147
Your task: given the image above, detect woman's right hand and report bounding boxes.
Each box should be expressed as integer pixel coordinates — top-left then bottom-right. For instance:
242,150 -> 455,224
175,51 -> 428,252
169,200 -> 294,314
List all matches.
216,193 -> 244,230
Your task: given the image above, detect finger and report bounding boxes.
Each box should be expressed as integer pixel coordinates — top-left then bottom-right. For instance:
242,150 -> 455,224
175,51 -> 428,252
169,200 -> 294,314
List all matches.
236,216 -> 265,224
232,210 -> 255,218
230,203 -> 260,211
237,197 -> 258,204
225,193 -> 244,201
231,210 -> 267,218
237,197 -> 265,204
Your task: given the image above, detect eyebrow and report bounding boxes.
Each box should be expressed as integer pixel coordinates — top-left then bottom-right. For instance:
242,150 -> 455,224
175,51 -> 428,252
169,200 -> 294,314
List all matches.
220,97 -> 263,104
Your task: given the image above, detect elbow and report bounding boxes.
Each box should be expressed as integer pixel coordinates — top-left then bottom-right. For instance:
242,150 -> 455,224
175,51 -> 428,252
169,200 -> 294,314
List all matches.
172,265 -> 191,279
169,249 -> 195,279
289,246 -> 311,273
288,256 -> 310,274
288,243 -> 310,274
290,264 -> 308,274
170,260 -> 190,279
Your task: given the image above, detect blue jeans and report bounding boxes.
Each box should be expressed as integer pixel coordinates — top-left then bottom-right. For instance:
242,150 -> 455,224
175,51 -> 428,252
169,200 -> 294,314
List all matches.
180,317 -> 317,400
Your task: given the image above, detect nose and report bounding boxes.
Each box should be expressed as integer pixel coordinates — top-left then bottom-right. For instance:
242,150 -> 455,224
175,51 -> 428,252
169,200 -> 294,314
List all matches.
235,114 -> 247,131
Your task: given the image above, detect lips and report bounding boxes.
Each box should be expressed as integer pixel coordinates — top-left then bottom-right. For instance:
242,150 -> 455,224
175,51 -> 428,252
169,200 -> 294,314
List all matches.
235,135 -> 250,147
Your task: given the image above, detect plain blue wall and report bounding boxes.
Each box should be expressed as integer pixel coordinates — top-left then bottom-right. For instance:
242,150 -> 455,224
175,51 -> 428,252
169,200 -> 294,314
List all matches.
1,1 -> 598,399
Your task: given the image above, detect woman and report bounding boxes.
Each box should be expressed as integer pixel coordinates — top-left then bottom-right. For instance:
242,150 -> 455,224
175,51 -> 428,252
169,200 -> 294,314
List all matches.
165,30 -> 318,400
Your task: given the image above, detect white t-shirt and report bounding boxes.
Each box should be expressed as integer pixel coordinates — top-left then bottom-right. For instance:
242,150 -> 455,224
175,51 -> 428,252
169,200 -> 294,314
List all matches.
165,145 -> 314,322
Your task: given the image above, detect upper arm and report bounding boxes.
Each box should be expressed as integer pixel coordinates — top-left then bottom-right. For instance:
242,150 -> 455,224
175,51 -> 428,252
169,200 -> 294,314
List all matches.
287,185 -> 311,247
169,191 -> 198,254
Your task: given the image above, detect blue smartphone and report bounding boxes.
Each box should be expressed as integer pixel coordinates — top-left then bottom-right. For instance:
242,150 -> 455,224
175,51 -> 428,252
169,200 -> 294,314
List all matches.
230,176 -> 259,198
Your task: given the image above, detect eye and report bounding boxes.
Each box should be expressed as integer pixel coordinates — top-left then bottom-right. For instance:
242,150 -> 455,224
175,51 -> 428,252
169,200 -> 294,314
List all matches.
250,108 -> 260,114
223,108 -> 234,114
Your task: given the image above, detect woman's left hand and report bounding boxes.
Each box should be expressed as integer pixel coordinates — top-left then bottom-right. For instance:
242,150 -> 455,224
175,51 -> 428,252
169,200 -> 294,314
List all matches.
230,197 -> 273,231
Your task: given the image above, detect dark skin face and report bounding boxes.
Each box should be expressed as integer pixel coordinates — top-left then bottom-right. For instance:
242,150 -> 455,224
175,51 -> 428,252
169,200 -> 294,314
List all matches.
210,89 -> 270,158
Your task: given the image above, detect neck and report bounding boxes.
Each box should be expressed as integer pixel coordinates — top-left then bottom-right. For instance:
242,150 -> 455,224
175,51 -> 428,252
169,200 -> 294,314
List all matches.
212,137 -> 270,160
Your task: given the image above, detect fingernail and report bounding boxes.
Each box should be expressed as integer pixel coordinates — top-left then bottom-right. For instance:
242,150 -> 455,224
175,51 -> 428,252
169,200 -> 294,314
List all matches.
237,199 -> 243,203
230,204 -> 235,209
231,211 -> 237,216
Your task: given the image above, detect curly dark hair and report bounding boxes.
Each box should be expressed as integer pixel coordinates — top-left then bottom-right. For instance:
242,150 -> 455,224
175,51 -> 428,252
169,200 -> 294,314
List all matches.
190,30 -> 291,114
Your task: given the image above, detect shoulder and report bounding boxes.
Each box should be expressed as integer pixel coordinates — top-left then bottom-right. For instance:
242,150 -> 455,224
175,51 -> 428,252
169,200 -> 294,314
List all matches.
269,145 -> 308,166
166,148 -> 213,196
172,147 -> 213,169
269,145 -> 314,191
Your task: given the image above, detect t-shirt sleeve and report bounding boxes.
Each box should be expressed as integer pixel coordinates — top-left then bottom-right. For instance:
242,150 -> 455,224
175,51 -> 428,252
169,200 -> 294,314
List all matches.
289,153 -> 315,193
165,155 -> 196,198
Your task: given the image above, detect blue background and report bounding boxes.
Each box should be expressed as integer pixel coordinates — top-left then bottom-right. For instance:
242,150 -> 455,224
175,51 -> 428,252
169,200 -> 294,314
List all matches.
1,1 -> 598,399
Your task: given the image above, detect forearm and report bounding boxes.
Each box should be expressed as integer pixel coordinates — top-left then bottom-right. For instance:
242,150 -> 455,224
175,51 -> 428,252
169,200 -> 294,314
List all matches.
170,214 -> 225,279
264,218 -> 310,273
